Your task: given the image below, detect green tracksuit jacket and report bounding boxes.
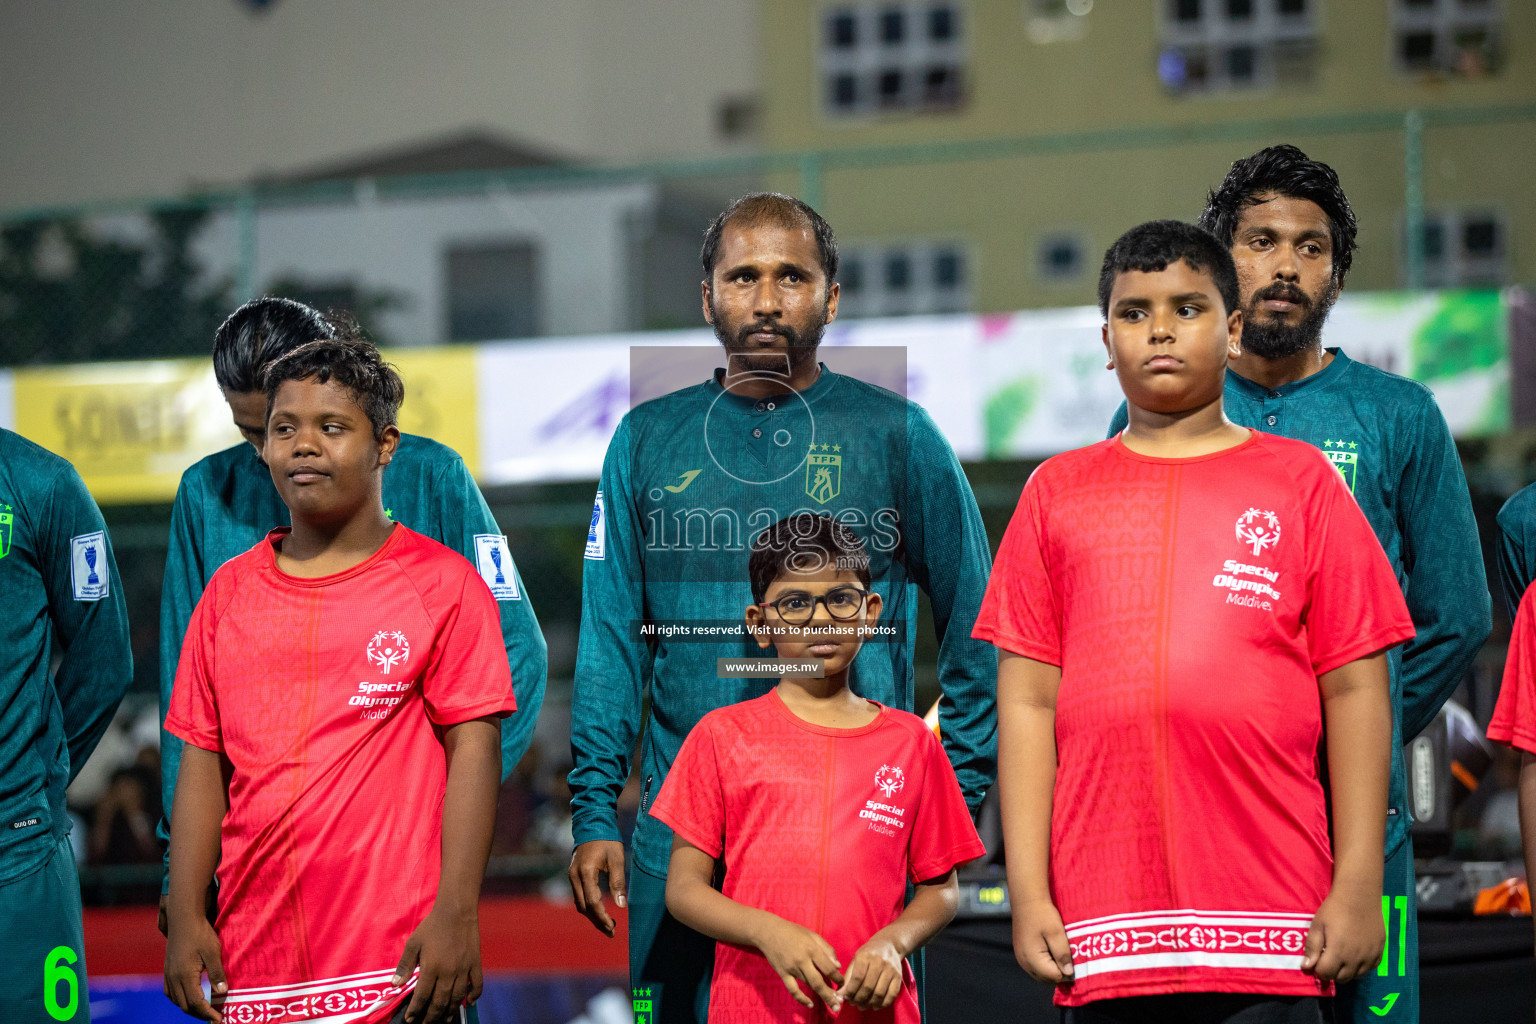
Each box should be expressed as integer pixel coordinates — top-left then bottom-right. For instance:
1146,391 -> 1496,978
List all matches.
1110,348 -> 1492,857
569,366 -> 997,879
0,428 -> 133,885
1496,482 -> 1536,619
156,436 -> 547,887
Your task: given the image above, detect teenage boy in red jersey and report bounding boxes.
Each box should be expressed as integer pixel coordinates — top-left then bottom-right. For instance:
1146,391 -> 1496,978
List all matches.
974,221 -> 1414,1024
1486,586 -> 1536,950
163,337 -> 513,1024
649,513 -> 984,1023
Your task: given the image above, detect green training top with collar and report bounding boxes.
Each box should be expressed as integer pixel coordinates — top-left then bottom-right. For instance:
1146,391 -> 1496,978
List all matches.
569,364 -> 998,880
1110,348 -> 1491,857
0,427 -> 133,886
1496,482 -> 1536,620
156,433 -> 548,890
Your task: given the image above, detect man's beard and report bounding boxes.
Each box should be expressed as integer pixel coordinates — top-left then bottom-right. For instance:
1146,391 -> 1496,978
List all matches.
710,298 -> 828,376
1240,281 -> 1334,361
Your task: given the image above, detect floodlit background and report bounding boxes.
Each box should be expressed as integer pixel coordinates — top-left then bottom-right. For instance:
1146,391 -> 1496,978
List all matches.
2,2 -> 1533,1021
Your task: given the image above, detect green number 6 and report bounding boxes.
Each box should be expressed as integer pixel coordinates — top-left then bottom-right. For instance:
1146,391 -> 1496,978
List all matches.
44,946 -> 78,1021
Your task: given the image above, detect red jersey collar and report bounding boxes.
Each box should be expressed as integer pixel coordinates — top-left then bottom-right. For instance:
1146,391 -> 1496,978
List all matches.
261,522 -> 404,588
768,688 -> 891,737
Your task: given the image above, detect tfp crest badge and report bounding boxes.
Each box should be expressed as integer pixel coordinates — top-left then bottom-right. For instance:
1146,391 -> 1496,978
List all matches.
1322,440 -> 1358,494
806,450 -> 841,504
0,508 -> 11,560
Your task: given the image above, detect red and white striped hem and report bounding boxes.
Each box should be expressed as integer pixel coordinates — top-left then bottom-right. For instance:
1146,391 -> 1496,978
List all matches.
1064,909 -> 1315,981
214,967 -> 416,1024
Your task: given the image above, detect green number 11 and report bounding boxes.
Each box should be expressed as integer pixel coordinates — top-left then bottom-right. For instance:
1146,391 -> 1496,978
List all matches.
1378,895 -> 1408,977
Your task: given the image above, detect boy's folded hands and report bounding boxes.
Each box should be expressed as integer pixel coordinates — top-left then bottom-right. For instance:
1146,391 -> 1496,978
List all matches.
1011,897 -> 1076,987
752,915 -> 845,1013
841,933 -> 906,1010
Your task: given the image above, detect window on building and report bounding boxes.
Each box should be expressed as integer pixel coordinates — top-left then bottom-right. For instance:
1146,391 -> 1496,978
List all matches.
445,241 -> 539,341
1408,210 -> 1507,287
836,242 -> 970,318
1392,0 -> 1501,78
1036,233 -> 1088,282
820,3 -> 966,116
1158,0 -> 1317,94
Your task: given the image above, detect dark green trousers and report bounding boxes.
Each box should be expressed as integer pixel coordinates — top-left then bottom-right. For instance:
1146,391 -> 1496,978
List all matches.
1335,838 -> 1419,1024
1,833 -> 89,1023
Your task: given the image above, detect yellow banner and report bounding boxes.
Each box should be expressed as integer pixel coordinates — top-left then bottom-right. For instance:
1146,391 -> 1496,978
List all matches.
384,345 -> 479,475
11,347 -> 479,505
14,359 -> 237,504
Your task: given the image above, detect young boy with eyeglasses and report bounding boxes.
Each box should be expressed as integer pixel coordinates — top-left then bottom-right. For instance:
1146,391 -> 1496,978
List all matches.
648,513 -> 984,1023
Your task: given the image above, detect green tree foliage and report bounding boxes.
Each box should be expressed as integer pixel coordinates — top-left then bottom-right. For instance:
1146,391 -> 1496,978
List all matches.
0,208 -> 232,367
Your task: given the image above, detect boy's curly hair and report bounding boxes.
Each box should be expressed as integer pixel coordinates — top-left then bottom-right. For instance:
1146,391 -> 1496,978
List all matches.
261,334 -> 404,441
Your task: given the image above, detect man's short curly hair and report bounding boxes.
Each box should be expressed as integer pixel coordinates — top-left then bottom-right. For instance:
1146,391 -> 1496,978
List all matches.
261,335 -> 404,441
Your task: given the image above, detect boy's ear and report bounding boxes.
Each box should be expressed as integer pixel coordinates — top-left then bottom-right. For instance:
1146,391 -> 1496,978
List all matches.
744,604 -> 773,649
1101,322 -> 1113,369
377,424 -> 401,467
1226,308 -> 1244,361
864,591 -> 883,625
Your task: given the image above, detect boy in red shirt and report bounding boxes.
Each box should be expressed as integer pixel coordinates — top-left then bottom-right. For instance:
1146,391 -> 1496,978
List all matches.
650,513 -> 984,1023
1486,583 -> 1536,937
163,336 -> 513,1024
973,221 -> 1414,1024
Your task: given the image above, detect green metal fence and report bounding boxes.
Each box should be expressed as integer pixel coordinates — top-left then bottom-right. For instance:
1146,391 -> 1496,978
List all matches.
2,103 -> 1532,369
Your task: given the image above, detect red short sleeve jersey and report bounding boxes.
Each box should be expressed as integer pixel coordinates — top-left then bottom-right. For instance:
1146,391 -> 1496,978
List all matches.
973,432 -> 1414,1006
1489,582 -> 1536,754
165,525 -> 515,1024
649,691 -> 985,1024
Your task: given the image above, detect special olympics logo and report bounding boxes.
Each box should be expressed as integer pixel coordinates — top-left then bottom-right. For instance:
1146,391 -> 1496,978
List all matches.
1235,508 -> 1282,557
874,764 -> 905,797
366,630 -> 410,675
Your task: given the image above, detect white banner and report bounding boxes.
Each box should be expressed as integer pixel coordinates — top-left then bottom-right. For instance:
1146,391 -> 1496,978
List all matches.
458,289 -> 1510,484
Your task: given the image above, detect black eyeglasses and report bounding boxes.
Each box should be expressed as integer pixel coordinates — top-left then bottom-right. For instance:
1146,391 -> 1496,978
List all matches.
757,586 -> 869,626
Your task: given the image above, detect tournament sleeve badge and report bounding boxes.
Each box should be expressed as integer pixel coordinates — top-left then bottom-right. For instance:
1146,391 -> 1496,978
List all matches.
70,531 -> 109,601
473,534 -> 521,600
0,506 -> 11,559
585,490 -> 606,560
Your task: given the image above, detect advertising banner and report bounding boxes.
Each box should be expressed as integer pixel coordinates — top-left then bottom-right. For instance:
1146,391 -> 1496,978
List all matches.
0,290 -> 1511,502
5,347 -> 480,504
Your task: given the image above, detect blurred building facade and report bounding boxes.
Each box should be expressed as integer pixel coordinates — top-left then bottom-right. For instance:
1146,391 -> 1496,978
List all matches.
0,0 -> 760,210
757,0 -> 1535,314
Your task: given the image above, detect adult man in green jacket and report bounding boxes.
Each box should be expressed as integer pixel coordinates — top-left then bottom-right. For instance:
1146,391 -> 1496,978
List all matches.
1110,146 -> 1490,1024
156,298 -> 547,926
1496,482 -> 1536,618
567,194 -> 996,1024
0,428 -> 133,1023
